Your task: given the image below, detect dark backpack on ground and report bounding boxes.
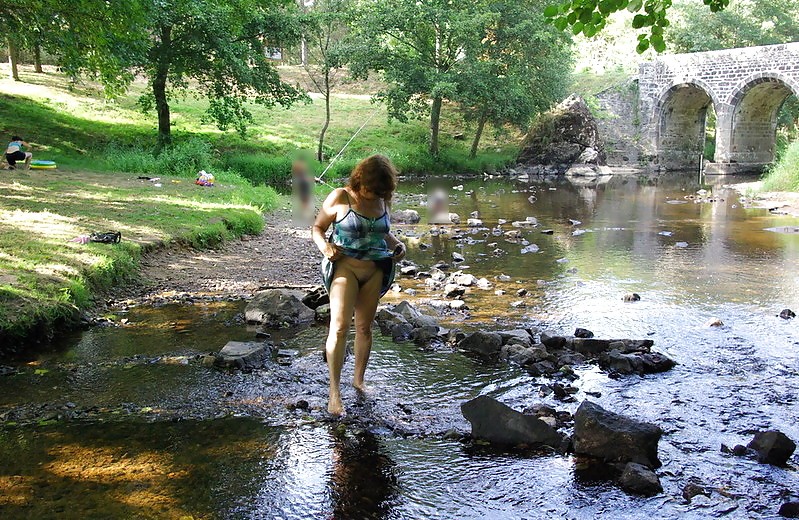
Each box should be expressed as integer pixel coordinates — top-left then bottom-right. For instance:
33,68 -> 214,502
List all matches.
89,231 -> 122,244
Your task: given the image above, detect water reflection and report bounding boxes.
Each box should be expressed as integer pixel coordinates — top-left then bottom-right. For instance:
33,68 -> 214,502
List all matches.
328,425 -> 400,520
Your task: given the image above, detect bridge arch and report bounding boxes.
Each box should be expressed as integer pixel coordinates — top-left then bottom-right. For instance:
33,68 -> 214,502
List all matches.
653,81 -> 714,170
637,43 -> 799,173
723,74 -> 799,164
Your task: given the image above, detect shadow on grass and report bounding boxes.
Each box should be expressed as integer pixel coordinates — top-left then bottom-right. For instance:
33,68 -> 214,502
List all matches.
0,92 -> 152,159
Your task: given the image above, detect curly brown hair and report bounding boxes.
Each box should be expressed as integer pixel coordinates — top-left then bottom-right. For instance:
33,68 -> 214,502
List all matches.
348,154 -> 398,202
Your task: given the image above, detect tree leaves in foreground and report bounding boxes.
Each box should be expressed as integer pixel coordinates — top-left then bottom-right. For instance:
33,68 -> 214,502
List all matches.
544,0 -> 731,53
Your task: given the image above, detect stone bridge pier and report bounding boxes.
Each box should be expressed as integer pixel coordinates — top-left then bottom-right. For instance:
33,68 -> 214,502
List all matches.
638,43 -> 799,174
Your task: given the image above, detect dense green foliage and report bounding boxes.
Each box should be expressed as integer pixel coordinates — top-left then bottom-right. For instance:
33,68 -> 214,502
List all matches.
347,0 -> 571,156
545,0 -> 730,53
763,140 -> 799,192
668,0 -> 799,52
301,0 -> 352,161
137,0 -> 309,145
458,0 -> 573,157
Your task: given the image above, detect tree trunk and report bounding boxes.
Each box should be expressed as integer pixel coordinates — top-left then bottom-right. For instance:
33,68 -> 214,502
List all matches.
317,70 -> 331,162
8,39 -> 20,81
429,96 -> 442,156
153,26 -> 173,148
34,43 -> 43,73
470,112 -> 488,159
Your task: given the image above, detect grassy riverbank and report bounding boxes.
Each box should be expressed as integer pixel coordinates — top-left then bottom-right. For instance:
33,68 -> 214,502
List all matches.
0,168 -> 277,354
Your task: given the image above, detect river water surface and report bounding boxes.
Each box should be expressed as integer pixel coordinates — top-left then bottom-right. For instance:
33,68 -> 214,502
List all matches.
1,172 -> 798,519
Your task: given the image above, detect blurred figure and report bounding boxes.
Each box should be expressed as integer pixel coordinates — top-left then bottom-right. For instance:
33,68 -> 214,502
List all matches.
292,159 -> 315,223
5,136 -> 32,170
427,186 -> 451,224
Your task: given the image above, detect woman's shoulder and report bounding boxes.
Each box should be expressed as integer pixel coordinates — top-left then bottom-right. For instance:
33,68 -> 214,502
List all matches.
321,187 -> 349,209
327,187 -> 351,203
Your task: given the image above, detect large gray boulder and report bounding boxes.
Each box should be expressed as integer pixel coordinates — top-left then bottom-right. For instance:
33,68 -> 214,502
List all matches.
245,289 -> 314,327
216,341 -> 274,370
573,401 -> 663,468
461,395 -> 562,448
517,94 -> 607,174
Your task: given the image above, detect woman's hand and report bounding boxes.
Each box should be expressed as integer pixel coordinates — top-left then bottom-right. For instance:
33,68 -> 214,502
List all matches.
391,242 -> 406,262
322,243 -> 342,261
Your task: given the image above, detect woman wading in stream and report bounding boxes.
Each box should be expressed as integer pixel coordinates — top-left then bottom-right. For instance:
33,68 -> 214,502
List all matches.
312,154 -> 406,415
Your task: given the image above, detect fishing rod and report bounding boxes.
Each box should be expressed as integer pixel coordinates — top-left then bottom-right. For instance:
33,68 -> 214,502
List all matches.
315,106 -> 381,187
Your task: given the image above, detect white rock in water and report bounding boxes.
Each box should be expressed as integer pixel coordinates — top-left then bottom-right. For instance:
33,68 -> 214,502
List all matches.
705,317 -> 724,327
467,218 -> 483,227
521,244 -> 540,254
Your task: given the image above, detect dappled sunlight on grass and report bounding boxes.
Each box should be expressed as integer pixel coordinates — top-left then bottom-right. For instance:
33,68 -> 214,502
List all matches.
0,169 -> 268,335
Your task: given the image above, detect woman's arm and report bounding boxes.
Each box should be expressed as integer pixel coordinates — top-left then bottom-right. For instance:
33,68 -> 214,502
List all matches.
312,188 -> 344,261
383,198 -> 406,260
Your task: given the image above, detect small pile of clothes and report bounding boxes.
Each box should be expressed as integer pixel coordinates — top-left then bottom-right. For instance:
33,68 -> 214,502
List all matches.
195,170 -> 215,187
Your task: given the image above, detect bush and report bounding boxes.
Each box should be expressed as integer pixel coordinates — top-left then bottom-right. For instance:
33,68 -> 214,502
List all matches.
155,138 -> 215,177
222,154 -> 294,191
762,140 -> 799,192
104,138 -> 216,177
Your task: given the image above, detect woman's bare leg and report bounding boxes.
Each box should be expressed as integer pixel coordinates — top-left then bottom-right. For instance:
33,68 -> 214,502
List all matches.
325,265 -> 359,415
352,269 -> 383,391
24,153 -> 32,170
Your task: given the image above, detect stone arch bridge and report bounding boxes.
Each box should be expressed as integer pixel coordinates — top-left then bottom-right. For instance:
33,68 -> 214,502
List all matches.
638,42 -> 799,173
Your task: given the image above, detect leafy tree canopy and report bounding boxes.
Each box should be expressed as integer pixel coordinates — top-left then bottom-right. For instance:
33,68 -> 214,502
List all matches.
668,0 -> 799,52
349,0 -> 571,156
137,0 -> 308,144
544,0 -> 731,53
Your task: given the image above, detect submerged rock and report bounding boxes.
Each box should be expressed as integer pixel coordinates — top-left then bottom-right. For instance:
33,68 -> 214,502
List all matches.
458,331 -> 503,358
392,209 -> 421,224
619,462 -> 662,496
461,395 -> 562,449
216,341 -> 274,370
779,309 -> 796,320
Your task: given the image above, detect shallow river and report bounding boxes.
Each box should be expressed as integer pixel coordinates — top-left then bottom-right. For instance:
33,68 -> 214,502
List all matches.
1,172 -> 798,519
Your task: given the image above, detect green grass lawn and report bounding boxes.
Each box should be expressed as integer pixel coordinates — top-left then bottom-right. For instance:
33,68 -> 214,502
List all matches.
0,167 -> 278,352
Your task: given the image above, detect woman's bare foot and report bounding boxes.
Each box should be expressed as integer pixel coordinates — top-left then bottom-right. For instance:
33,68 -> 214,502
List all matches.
328,394 -> 344,415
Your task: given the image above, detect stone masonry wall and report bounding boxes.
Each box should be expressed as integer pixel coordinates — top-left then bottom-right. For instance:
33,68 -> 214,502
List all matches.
638,42 -> 799,171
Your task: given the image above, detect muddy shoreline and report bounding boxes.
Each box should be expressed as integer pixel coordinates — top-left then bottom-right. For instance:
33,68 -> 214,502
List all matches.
104,209 -> 321,307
